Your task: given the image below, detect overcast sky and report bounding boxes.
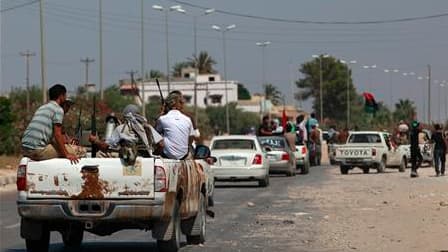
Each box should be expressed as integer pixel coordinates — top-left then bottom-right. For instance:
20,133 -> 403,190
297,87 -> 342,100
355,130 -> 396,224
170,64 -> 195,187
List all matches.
2,0 -> 448,122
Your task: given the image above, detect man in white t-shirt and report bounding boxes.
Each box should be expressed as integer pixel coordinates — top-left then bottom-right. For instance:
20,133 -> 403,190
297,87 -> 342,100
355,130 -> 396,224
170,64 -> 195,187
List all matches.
156,91 -> 195,160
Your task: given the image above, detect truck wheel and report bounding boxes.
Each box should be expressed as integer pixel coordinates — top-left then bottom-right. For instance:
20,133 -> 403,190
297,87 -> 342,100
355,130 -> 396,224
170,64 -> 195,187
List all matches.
186,193 -> 207,245
258,175 -> 269,187
377,158 -> 386,173
301,161 -> 310,175
398,157 -> 407,172
26,228 -> 50,252
62,225 -> 83,248
362,167 -> 370,174
157,200 -> 181,252
340,165 -> 349,175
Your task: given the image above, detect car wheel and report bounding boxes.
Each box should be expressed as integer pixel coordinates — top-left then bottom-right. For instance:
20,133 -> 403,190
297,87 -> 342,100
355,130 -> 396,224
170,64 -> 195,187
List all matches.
186,194 -> 206,245
301,161 -> 310,175
157,200 -> 181,252
377,158 -> 386,173
26,227 -> 50,252
258,175 -> 269,187
340,165 -> 349,175
62,224 -> 83,248
362,167 -> 370,174
398,157 -> 407,172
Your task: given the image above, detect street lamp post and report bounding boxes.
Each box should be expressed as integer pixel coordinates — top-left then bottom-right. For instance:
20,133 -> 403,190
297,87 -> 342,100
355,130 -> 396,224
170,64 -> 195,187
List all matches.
384,69 -> 399,108
312,54 -> 329,124
256,41 -> 271,87
341,59 -> 357,128
362,64 -> 377,92
182,8 -> 215,126
417,76 -> 426,122
213,24 -> 236,134
152,4 -> 184,93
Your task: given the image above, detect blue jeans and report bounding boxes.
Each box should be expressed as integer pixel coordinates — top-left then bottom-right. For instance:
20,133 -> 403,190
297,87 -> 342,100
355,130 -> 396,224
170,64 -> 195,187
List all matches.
433,149 -> 446,174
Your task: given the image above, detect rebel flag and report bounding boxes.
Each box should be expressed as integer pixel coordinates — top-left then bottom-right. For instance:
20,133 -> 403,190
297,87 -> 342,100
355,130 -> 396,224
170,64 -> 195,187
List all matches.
363,92 -> 378,114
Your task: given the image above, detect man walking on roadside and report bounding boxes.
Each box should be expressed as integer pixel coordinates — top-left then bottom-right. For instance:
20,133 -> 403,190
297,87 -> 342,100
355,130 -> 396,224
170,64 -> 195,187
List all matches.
431,124 -> 447,176
409,120 -> 423,178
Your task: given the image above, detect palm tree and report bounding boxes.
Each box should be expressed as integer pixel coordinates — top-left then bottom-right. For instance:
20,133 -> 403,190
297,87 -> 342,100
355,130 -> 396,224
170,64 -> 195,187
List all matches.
171,62 -> 190,78
148,70 -> 165,79
393,99 -> 416,122
264,83 -> 282,105
187,51 -> 217,74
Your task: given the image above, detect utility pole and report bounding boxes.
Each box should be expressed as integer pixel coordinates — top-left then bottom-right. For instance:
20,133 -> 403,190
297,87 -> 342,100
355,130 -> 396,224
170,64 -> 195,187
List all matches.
39,0 -> 47,103
99,0 -> 104,100
140,0 -> 146,117
81,57 -> 95,86
427,64 -> 431,124
20,50 -> 36,114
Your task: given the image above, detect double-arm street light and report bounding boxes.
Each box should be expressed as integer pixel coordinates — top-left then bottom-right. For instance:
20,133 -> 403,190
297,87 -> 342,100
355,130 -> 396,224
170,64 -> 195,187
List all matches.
152,4 -> 185,93
212,24 -> 236,134
312,54 -> 329,124
383,69 -> 399,108
362,64 -> 377,92
181,8 -> 215,126
341,59 -> 357,128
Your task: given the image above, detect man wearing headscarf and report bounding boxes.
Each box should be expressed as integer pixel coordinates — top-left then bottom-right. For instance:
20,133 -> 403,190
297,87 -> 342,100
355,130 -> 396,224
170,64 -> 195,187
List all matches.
89,104 -> 163,157
156,91 -> 195,160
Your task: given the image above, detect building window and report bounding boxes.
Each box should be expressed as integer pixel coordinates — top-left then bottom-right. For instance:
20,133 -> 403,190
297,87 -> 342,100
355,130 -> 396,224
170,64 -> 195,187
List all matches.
183,95 -> 192,104
184,73 -> 190,79
208,76 -> 215,82
209,94 -> 222,104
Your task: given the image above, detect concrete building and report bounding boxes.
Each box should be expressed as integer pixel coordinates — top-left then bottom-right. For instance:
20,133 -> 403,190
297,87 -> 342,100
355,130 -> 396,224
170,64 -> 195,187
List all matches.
119,68 -> 238,108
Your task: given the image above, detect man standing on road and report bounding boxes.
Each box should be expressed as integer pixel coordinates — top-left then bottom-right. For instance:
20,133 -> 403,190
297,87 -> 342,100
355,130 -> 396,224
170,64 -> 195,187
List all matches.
431,124 -> 446,176
21,84 -> 81,164
410,120 -> 423,178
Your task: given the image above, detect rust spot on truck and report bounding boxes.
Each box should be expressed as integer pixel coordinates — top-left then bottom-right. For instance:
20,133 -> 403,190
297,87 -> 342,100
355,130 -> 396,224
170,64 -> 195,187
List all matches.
72,165 -> 107,199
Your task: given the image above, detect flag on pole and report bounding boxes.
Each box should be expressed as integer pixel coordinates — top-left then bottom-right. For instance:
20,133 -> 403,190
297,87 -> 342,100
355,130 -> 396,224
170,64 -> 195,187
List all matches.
282,106 -> 287,130
363,92 -> 378,115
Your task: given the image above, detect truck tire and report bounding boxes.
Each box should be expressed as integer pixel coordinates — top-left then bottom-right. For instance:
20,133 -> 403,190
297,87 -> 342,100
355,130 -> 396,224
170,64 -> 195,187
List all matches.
258,175 -> 269,187
186,193 -> 207,245
62,224 -> 83,248
340,165 -> 349,175
362,167 -> 370,174
301,161 -> 310,175
377,158 -> 386,173
157,200 -> 181,252
25,228 -> 50,252
398,157 -> 407,172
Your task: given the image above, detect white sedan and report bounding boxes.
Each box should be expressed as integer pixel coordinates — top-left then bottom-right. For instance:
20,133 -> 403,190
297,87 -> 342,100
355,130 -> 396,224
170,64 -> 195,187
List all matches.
210,135 -> 270,187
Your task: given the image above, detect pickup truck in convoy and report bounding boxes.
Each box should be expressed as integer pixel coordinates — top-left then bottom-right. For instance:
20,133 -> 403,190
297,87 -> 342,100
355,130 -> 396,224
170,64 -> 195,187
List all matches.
16,145 -> 214,252
334,131 -> 408,174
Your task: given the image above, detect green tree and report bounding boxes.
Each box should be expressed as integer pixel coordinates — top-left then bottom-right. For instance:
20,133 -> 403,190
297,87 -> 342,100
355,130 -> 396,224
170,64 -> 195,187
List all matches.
238,83 -> 251,100
149,69 -> 165,79
296,56 -> 358,123
103,85 -> 135,113
187,51 -> 217,74
172,61 -> 191,78
264,83 -> 282,105
0,97 -> 17,154
393,99 -> 416,122
206,103 -> 259,134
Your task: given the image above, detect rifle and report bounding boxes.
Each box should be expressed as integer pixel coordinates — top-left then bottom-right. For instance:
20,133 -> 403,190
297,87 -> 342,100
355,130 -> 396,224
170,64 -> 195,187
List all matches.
91,95 -> 98,158
155,78 -> 164,105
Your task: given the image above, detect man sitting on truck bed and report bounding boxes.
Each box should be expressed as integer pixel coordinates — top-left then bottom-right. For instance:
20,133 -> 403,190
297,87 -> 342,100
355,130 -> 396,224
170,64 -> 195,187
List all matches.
21,84 -> 83,164
89,104 -> 164,158
156,91 -> 195,160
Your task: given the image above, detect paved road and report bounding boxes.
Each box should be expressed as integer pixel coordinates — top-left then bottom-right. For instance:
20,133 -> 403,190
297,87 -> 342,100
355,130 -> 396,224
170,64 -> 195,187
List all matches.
1,165 -> 332,252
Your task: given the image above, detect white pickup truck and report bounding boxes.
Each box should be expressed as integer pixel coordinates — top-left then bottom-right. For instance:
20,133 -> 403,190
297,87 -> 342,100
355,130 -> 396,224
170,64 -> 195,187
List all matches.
16,145 -> 214,252
334,131 -> 408,174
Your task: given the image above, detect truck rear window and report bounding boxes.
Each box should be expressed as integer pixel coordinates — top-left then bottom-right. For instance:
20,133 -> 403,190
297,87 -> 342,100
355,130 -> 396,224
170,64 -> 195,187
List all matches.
212,139 -> 256,150
348,134 -> 382,144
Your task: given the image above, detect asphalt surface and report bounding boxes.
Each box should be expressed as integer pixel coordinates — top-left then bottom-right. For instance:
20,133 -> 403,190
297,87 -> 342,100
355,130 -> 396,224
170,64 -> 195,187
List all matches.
0,165 -> 332,252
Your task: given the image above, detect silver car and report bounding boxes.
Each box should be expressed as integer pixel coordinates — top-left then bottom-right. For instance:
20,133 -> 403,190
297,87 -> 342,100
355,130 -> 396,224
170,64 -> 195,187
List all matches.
210,135 -> 270,187
258,136 -> 296,176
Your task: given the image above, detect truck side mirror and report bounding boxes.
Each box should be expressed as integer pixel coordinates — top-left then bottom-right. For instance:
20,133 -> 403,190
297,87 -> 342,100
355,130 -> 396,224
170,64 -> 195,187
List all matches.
194,144 -> 211,159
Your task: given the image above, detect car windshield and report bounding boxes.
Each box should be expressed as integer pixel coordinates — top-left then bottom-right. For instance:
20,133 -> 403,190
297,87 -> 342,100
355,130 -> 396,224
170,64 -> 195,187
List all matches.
212,139 -> 256,150
348,134 -> 382,143
258,137 -> 286,150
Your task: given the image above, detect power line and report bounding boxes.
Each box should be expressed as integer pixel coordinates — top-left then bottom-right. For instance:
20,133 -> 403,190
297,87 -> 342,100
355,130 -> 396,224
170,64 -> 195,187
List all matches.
169,0 -> 448,25
0,0 -> 39,13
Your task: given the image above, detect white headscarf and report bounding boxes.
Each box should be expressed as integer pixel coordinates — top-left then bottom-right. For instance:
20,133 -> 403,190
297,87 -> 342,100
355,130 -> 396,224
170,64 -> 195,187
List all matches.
122,104 -> 152,154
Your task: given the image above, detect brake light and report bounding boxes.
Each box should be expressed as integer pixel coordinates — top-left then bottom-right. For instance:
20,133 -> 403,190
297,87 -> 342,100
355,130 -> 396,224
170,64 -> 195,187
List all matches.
252,154 -> 262,165
155,166 -> 167,192
17,164 -> 27,191
372,148 -> 376,156
281,153 -> 290,161
301,147 -> 307,154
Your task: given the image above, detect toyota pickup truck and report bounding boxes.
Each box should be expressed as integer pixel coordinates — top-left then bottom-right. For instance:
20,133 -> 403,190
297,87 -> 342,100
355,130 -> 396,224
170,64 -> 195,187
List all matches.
16,145 -> 214,252
334,131 -> 407,174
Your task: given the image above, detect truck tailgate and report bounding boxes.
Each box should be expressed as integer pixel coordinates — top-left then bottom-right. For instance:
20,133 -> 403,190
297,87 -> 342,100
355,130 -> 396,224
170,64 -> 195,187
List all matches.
335,146 -> 373,159
25,157 -> 154,199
